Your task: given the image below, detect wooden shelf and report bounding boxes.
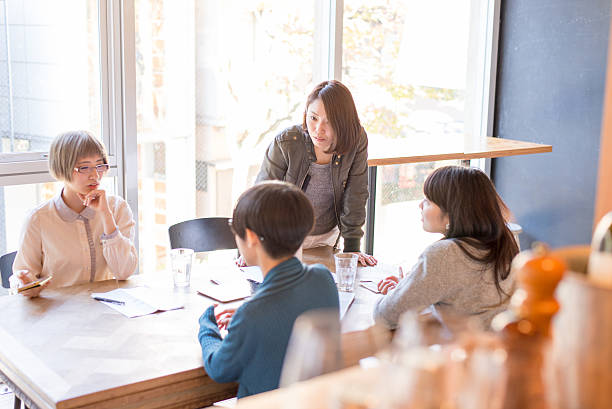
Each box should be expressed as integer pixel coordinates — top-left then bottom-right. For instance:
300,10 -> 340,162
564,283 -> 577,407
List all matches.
367,137 -> 552,167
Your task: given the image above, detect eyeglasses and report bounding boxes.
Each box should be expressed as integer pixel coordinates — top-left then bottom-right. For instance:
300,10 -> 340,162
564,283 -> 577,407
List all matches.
74,164 -> 110,175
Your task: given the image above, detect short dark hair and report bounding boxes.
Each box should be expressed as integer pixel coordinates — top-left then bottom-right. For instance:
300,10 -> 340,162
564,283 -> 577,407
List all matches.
231,181 -> 314,259
302,80 -> 362,155
423,166 -> 519,296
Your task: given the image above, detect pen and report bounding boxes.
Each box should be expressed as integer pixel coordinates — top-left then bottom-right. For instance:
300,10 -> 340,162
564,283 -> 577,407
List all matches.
93,297 -> 125,305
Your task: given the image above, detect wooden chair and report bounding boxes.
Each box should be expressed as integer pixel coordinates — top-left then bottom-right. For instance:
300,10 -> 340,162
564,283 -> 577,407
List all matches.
168,217 -> 237,252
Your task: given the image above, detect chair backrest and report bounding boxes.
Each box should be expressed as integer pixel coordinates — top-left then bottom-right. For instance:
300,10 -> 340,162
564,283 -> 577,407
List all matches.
168,217 -> 237,252
0,251 -> 17,289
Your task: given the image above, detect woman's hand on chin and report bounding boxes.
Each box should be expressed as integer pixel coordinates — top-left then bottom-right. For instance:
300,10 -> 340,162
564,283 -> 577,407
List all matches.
77,189 -> 109,213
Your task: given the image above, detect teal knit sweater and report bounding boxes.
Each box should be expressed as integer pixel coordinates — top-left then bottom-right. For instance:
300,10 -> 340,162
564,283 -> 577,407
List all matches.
198,257 -> 339,398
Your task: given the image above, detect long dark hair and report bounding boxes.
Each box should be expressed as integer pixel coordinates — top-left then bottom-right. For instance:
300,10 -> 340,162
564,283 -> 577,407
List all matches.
423,166 -> 519,296
302,80 -> 361,155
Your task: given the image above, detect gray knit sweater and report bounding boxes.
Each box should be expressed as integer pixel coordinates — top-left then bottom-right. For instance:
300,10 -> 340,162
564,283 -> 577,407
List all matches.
373,239 -> 515,331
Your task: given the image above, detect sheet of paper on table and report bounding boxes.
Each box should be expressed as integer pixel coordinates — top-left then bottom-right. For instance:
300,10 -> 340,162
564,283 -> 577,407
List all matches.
359,281 -> 381,294
91,287 -> 184,318
240,266 -> 263,283
196,279 -> 252,303
197,265 -> 259,302
339,292 -> 355,319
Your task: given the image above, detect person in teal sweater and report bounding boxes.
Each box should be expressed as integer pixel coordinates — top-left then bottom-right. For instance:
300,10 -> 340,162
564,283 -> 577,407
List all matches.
198,181 -> 340,399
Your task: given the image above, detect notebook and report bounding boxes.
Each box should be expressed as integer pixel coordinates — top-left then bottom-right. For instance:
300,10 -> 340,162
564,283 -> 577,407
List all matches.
196,279 -> 252,303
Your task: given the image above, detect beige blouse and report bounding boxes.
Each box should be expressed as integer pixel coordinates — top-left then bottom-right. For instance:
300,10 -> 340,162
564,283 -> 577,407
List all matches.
13,192 -> 138,289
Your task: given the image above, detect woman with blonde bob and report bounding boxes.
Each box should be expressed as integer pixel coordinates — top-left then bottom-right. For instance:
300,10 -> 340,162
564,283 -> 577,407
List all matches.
12,131 -> 137,296
374,166 -> 519,331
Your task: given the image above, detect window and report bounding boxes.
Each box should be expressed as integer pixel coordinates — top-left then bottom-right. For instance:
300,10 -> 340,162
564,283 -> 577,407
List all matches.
131,0 -> 499,270
135,0 -> 319,271
341,0 -> 499,263
0,0 -> 102,157
0,0 -> 124,256
0,0 -> 500,271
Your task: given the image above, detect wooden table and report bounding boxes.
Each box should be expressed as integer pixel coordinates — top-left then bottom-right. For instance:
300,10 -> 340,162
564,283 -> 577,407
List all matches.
0,249 -> 389,409
0,274 -> 238,409
235,365 -> 380,409
363,136 -> 552,253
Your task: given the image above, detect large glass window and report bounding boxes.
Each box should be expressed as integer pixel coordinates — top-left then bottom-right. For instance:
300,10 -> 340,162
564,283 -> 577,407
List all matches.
0,0 -> 102,157
0,0 -> 111,257
0,0 -> 130,272
133,0 -> 498,270
135,0 -> 317,272
0,0 -> 499,274
343,0 -> 492,263
343,0 -> 472,143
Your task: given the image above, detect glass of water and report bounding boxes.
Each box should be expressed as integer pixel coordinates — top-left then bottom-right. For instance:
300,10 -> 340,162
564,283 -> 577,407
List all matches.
170,248 -> 194,287
334,253 -> 358,292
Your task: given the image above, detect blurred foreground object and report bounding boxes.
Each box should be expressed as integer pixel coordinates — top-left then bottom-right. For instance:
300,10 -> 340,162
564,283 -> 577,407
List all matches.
588,211 -> 612,287
493,242 -> 565,409
551,242 -> 612,409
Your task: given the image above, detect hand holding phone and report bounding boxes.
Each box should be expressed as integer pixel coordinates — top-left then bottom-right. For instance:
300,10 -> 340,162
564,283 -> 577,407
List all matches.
14,270 -> 52,297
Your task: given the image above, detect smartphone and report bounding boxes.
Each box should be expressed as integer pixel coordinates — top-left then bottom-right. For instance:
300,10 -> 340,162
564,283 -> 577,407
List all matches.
17,276 -> 52,293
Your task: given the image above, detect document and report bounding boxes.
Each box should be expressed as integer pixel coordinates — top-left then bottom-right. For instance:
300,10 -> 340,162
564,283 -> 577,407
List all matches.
196,265 -> 260,302
359,281 -> 381,294
339,292 -> 355,320
91,287 -> 184,318
240,266 -> 263,283
196,279 -> 252,303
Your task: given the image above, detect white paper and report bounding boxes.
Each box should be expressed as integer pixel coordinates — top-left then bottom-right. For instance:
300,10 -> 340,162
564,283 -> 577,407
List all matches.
239,266 -> 263,283
196,280 -> 252,303
338,292 -> 355,320
91,287 -> 184,318
359,281 -> 381,294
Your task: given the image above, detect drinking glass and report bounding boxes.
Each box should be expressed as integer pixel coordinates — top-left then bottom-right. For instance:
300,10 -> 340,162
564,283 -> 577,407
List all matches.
170,248 -> 194,287
334,253 -> 358,292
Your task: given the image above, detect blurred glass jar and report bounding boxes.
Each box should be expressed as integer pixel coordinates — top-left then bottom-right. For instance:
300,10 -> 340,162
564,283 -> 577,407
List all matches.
378,311 -> 507,409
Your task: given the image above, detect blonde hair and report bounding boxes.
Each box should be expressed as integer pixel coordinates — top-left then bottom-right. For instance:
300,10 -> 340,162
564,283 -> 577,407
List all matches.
49,130 -> 108,182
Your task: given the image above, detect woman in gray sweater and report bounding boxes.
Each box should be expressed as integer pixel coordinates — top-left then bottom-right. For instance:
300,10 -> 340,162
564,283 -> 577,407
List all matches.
374,166 -> 519,331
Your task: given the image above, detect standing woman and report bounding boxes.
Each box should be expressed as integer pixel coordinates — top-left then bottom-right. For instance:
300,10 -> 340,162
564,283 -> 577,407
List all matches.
256,80 -> 376,265
12,130 -> 138,296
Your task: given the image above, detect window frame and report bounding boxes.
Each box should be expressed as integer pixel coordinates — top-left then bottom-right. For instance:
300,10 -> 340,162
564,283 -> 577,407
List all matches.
0,0 -> 125,187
